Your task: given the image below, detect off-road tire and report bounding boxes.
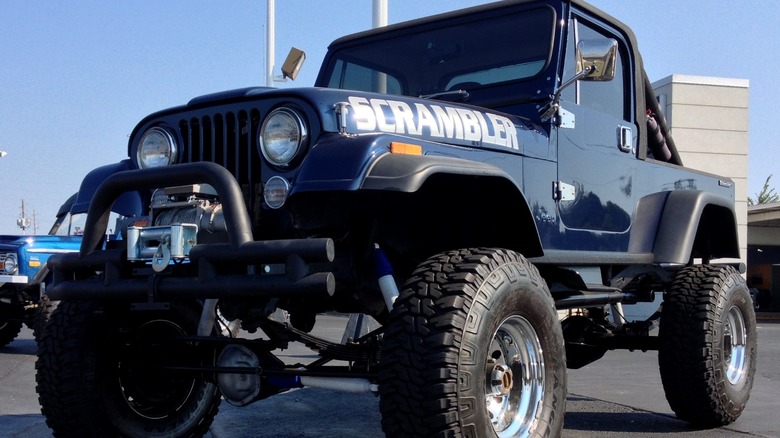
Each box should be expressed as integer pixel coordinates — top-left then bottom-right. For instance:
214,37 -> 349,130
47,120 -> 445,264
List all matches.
379,248 -> 566,437
32,294 -> 58,343
0,298 -> 24,348
36,300 -> 222,438
659,264 -> 757,427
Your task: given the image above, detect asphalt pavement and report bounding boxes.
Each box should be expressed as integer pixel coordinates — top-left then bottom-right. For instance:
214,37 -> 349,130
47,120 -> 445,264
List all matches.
2,314 -> 779,437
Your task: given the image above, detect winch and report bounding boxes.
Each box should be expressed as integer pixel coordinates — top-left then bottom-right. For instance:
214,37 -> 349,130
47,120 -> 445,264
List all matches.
126,184 -> 225,271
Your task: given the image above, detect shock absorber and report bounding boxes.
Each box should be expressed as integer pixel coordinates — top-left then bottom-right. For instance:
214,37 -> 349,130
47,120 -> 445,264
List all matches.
374,244 -> 399,312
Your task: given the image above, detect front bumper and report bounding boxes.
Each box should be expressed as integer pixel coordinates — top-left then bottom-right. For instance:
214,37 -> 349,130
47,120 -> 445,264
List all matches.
46,162 -> 336,303
0,274 -> 28,286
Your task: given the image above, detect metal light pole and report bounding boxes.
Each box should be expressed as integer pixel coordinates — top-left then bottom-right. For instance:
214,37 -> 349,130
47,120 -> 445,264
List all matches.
373,0 -> 387,28
266,1 -> 387,87
266,0 -> 275,87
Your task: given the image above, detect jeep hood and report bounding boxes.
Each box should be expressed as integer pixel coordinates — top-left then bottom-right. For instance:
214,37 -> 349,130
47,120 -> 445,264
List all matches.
161,86 -> 549,157
0,235 -> 82,251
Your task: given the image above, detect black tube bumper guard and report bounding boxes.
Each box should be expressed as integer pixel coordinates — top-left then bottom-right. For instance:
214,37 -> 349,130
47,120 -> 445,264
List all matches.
46,162 -> 336,302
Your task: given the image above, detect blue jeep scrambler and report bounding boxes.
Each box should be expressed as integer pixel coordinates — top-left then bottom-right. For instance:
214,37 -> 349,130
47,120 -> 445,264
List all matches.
36,1 -> 755,436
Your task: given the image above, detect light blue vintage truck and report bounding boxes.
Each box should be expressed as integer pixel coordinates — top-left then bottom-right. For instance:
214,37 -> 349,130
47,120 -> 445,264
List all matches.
0,194 -> 82,346
0,161 -> 143,347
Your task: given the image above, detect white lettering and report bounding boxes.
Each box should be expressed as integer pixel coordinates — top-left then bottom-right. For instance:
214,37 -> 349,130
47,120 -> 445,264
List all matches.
432,106 -> 464,140
480,113 -> 498,145
502,117 -> 519,150
348,96 -> 376,131
370,99 -> 395,133
387,101 -> 419,136
456,108 -> 481,142
414,103 -> 442,137
346,96 -> 520,150
480,113 -> 520,150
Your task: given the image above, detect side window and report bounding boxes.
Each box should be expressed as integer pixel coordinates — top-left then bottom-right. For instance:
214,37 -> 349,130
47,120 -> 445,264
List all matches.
562,18 -> 628,121
577,23 -> 627,121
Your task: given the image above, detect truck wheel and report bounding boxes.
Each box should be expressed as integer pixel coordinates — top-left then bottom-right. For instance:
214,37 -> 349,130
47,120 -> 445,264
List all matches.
0,299 -> 24,348
32,294 -> 58,342
379,248 -> 566,437
659,265 -> 757,427
36,300 -> 221,438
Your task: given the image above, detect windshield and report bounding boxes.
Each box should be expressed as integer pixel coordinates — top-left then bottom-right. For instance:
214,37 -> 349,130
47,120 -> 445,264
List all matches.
322,6 -> 555,98
50,212 -> 125,237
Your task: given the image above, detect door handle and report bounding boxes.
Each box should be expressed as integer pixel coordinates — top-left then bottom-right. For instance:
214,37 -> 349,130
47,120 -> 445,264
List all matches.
618,125 -> 633,153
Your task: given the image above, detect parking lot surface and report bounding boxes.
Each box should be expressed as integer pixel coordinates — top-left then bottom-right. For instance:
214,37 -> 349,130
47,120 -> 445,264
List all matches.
2,315 -> 778,437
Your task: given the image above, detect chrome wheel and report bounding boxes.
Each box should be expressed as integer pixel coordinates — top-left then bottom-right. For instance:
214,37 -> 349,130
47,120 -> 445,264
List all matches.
486,315 -> 545,437
379,249 -> 565,437
723,305 -> 748,386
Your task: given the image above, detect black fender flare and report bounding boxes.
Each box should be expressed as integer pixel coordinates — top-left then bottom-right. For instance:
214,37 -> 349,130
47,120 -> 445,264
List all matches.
360,153 -> 543,257
71,159 -> 145,217
361,152 -> 515,192
652,190 -> 739,264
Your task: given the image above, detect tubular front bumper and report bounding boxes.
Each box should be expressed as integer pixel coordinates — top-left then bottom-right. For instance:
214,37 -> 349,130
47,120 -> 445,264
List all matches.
46,162 -> 336,302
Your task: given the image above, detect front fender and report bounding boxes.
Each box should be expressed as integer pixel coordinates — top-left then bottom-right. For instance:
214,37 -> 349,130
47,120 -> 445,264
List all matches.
294,133 -> 521,193
72,159 -> 145,217
361,152 -> 543,257
293,133 -> 543,257
292,134 -> 387,193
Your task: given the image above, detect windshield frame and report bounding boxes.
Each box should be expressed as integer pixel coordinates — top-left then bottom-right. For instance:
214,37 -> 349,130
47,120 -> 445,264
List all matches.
317,3 -> 558,100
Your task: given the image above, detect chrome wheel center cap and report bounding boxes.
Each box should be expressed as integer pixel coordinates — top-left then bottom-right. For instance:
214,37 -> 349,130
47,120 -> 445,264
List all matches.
490,363 -> 514,396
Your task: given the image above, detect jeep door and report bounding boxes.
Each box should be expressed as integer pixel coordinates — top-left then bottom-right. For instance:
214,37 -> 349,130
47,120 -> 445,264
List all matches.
554,15 -> 637,251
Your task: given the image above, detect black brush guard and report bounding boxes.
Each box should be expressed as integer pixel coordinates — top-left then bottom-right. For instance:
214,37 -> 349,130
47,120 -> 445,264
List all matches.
47,162 -> 335,302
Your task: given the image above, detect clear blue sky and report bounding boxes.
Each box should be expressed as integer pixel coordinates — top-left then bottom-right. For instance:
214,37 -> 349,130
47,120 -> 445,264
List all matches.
1,1 -> 776,235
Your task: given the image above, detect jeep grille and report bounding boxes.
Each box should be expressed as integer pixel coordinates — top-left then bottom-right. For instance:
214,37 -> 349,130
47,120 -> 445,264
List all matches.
174,108 -> 263,208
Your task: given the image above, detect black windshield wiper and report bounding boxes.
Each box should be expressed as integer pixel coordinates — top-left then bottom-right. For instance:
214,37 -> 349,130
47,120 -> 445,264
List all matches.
418,89 -> 470,101
418,90 -> 551,106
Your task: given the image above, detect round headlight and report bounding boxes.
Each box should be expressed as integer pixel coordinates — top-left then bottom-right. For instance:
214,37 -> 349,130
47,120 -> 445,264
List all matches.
2,254 -> 18,275
137,127 -> 177,169
259,108 -> 307,167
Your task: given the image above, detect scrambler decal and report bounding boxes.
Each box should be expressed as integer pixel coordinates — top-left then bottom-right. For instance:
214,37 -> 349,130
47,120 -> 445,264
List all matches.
347,96 -> 519,149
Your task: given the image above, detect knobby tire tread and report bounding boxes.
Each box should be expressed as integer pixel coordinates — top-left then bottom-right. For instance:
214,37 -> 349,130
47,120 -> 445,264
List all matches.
379,248 -> 563,437
36,300 -> 221,438
35,301 -> 102,436
0,320 -> 23,348
32,294 -> 58,343
0,299 -> 24,347
659,264 -> 756,427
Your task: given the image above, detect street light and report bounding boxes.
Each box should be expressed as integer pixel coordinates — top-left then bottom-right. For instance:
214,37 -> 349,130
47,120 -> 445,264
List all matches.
0,151 -> 7,158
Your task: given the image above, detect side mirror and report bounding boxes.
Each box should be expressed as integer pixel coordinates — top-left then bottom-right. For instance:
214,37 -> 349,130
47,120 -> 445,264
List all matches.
281,47 -> 306,81
539,38 -> 619,123
576,39 -> 617,82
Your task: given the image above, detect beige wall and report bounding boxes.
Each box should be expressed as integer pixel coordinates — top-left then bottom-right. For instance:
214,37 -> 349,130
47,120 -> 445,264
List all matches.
652,75 -> 750,264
